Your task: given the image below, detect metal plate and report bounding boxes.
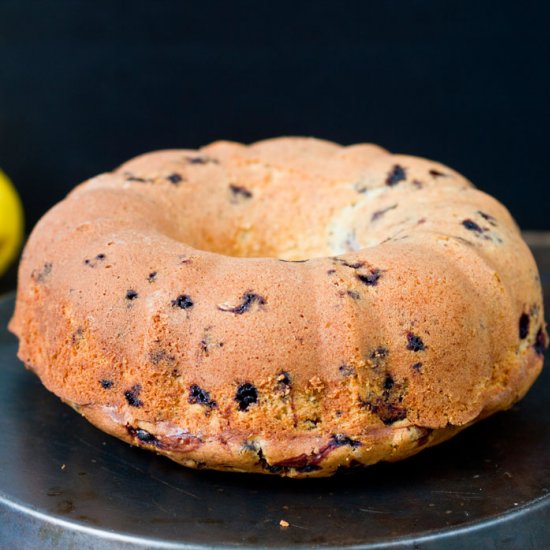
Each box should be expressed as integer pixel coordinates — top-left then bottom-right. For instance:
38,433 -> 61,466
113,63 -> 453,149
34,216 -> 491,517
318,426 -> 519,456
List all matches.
0,292 -> 548,549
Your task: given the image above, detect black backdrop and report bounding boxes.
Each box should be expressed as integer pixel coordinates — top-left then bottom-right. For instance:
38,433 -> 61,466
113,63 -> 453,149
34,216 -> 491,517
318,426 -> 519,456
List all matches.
0,1 -> 548,231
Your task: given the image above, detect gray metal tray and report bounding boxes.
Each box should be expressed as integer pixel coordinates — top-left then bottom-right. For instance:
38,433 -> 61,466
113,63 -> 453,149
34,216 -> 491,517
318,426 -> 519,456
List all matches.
0,292 -> 548,549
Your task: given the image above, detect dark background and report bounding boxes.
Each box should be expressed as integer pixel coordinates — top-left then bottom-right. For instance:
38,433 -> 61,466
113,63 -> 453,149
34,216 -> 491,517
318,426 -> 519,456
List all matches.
0,1 -> 548,232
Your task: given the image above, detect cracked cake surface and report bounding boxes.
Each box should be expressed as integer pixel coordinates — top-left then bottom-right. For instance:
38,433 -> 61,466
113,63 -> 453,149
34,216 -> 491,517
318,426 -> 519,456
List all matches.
9,136 -> 547,477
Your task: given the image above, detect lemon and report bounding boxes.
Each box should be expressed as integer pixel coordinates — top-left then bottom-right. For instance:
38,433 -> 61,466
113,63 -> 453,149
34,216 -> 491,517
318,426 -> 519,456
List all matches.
0,168 -> 24,276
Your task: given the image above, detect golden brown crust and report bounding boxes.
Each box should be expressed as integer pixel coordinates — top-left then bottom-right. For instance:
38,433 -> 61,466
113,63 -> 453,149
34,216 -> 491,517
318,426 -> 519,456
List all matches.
9,137 -> 547,477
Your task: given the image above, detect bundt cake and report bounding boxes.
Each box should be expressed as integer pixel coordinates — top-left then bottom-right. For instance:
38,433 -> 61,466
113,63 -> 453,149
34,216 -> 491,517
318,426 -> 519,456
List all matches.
9,137 -> 547,477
